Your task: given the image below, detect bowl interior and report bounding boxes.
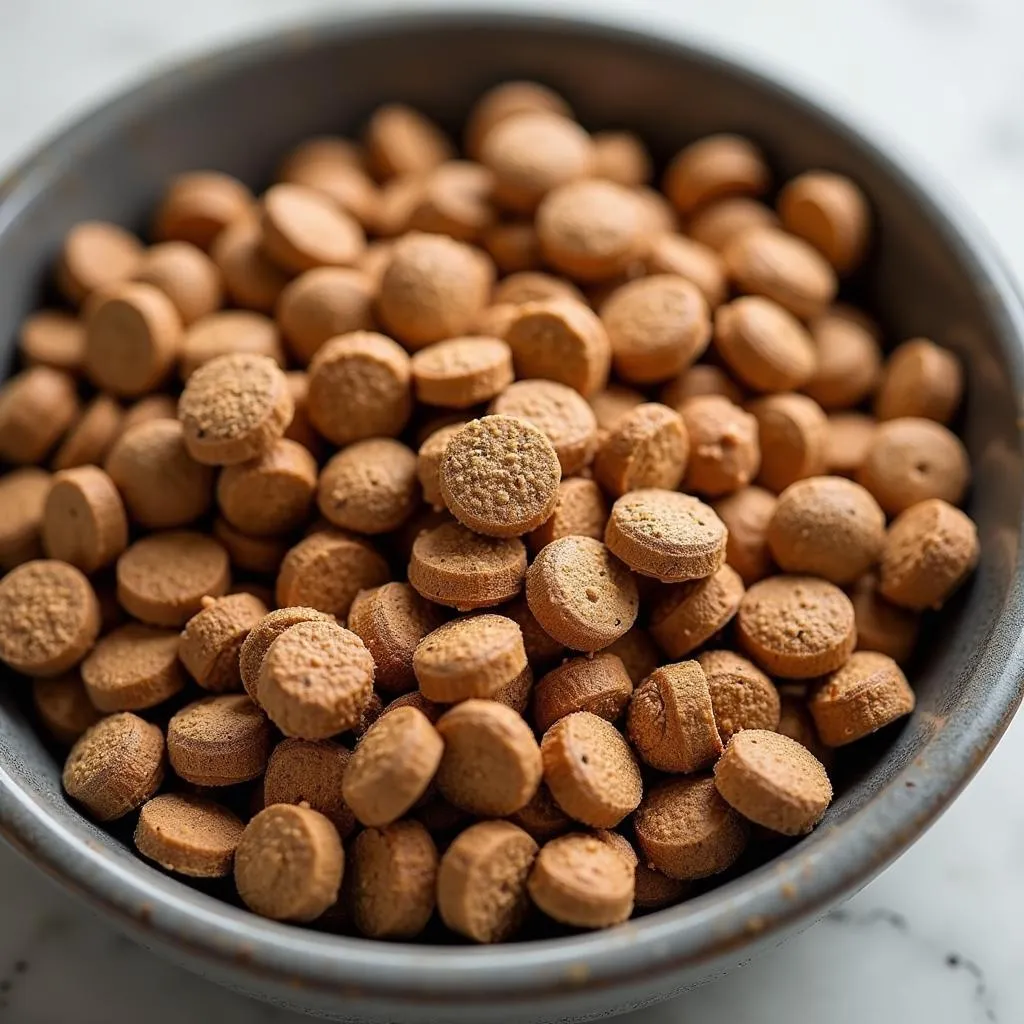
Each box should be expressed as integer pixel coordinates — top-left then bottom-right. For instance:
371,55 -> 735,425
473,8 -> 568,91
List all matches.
1,10 -> 1023,1017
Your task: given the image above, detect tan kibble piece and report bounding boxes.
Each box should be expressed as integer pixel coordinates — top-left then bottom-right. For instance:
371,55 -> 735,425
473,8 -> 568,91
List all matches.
346,820 -> 437,940
153,172 -> 254,249
851,573 -> 921,665
634,864 -> 689,910
601,275 -> 712,385
81,623 -> 184,711
235,804 -> 343,923
649,564 -> 745,658
592,130 -> 652,187
825,413 -> 877,478
217,439 -> 317,537
19,310 -> 86,373
382,690 -> 444,724
493,272 -> 584,307
283,158 -> 380,231
509,782 -> 572,841
239,606 -> 334,700
306,332 -> 412,445
408,160 -> 496,242
56,221 -> 144,305
697,649 -> 781,742
664,134 -> 770,215
260,183 -> 365,274
777,693 -> 829,764
634,776 -> 748,879
805,310 -> 881,410
412,336 -> 513,409
180,592 -> 267,692
370,175 -> 426,238
482,221 -> 542,273
541,712 -> 642,828
282,371 -> 322,454
263,738 -> 355,837
180,311 -> 285,380
879,498 -> 979,611
343,706 -> 443,826
643,234 -> 727,309
0,469 -> 52,570
594,403 -> 690,498
501,594 -> 566,669
134,241 -> 223,325
0,560 -> 100,677
41,466 -> 128,574
856,417 -> 970,515
778,171 -> 871,274
605,489 -> 727,583
376,232 -> 493,349
533,653 -> 634,734
680,395 -> 760,497
601,630 -> 658,689
465,81 -> 572,159
767,476 -> 885,585
218,517 -> 290,575
32,672 -> 102,745
178,353 -> 293,466
210,218 -> 291,313
438,820 -> 539,943
417,423 -> 466,509
528,477 -> 608,554
117,531 -> 229,627
168,694 -> 270,786
875,338 -> 963,425
365,103 -> 452,179
275,529 -> 389,619
439,416 -> 561,538
749,392 -> 829,494
715,729 -> 832,834
505,298 -> 611,397
52,395 -> 124,472
688,197 -> 780,252
278,135 -> 363,176
352,688 -> 386,740
714,296 -> 817,393
0,367 -> 79,464
537,179 -> 648,283
526,536 -> 638,652
527,832 -> 634,929
490,660 -> 533,715
134,793 -> 244,878
737,575 -> 856,679
105,419 -> 214,529
661,365 -> 744,411
62,712 -> 164,821
120,394 -> 179,434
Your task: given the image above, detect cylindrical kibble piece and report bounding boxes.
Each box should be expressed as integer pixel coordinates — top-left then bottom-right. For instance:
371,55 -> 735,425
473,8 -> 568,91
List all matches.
593,403 -> 689,498
713,486 -> 777,585
133,241 -> 223,325
528,477 -> 608,555
52,394 -> 124,471
825,413 -> 877,479
875,338 -> 963,425
135,793 -> 245,878
263,738 -> 355,837
688,196 -> 780,252
42,466 -> 129,573
663,134 -> 769,215
260,183 -> 365,274
679,396 -> 760,497
0,468 -> 51,569
697,649 -> 781,742
850,573 -> 921,665
0,367 -> 79,465
648,564 -> 745,658
167,694 -> 270,786
532,653 -> 634,734
81,623 -> 185,711
179,592 -> 267,692
57,221 -> 144,305
643,234 -> 727,309
179,310 -> 285,380
212,217 -> 290,313
19,310 -> 85,373
153,172 -> 254,249
365,103 -> 452,179
411,336 -> 514,408
32,673 -> 102,745
804,310 -> 881,410
749,392 -> 829,494
238,606 -> 333,700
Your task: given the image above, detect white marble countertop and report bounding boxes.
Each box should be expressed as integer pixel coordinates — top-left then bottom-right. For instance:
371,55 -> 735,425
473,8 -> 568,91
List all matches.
2,1 -> 1023,1021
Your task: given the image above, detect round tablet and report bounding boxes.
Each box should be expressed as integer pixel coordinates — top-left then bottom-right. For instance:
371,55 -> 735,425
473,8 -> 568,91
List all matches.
749,392 -> 829,494
117,531 -> 229,627
593,403 -> 689,498
365,103 -> 452,179
52,394 -> 124,472
634,776 -> 748,880
135,793 -> 245,878
411,336 -> 513,408
81,623 -> 185,712
62,712 -> 164,821
153,172 -> 254,249
168,694 -> 271,786
649,563 -> 746,658
465,81 -> 572,158
32,672 -> 102,745
263,738 -> 355,838
603,628 -> 660,687
533,653 -> 633,734
663,134 -> 769,214
711,487 -> 776,588
737,575 -> 856,679
56,221 -> 144,305
697,649 -> 781,742
874,337 -> 963,425
235,804 -> 343,923
778,170 -> 870,274
825,413 -> 876,479
643,234 -> 726,309
179,592 -> 267,692
19,310 -> 86,373
714,729 -> 832,835
0,367 -> 79,465
0,468 -> 51,569
501,594 -> 566,670
239,606 -> 334,700
134,241 -> 223,325
259,183 -> 365,274
0,560 -> 100,677
804,310 -> 881,410
42,466 -> 128,574
605,489 -> 727,583
408,160 -> 496,242
211,217 -> 290,313
850,573 -> 921,665
180,310 -> 285,380
438,820 -> 539,943
679,395 -> 760,497
527,477 -> 608,555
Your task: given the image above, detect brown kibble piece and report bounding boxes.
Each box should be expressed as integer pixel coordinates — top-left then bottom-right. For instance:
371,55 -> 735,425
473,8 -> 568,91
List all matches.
605,489 -> 727,583
281,370 -> 322,454
52,395 -> 124,471
714,296 -> 817,393
438,820 -> 539,943
349,820 -> 438,939
19,311 -> 86,373
749,392 -> 829,494
239,606 -> 334,700
527,832 -> 634,929
697,649 -> 781,741
777,693 -> 829,764
874,338 -> 963,425
366,103 -> 453,179
501,595 -> 566,669
417,422 -> 466,509
62,712 -> 164,821
541,712 -> 642,827
282,156 -> 379,231
134,241 -> 223,325
634,776 -> 748,879
42,466 -> 128,574
680,395 -> 760,497
465,81 -> 572,159
592,131 -> 652,187
135,793 -> 244,879
105,419 -> 214,529
778,171 -> 870,274
603,629 -> 660,688
257,619 -> 374,738
153,172 -> 254,249
505,298 -> 611,397
714,729 -> 832,834
81,623 -> 184,711
688,197 -> 779,252
306,331 -> 412,445
508,782 -> 572,841
526,536 -> 638,651
117,531 -> 229,627
482,221 -> 542,274
649,564 -> 745,658
408,160 -> 496,242
412,336 -> 513,408
235,803 -> 343,923
343,706 -> 444,826
56,221 -> 144,305
33,672 -> 102,745
533,653 -> 634,734
594,403 -> 689,498
601,275 -> 712,384
528,477 -> 608,554
0,560 -> 100,677
0,469 -> 51,570
663,134 -> 769,215
275,267 -> 374,364
317,439 -> 419,535
643,234 -> 727,309
263,738 -> 355,837
850,573 -> 920,665
856,417 -> 970,515
210,219 -> 291,313
0,367 -> 79,464
180,311 -> 285,380
493,271 -> 584,307
767,476 -> 885,584
804,310 -> 882,410
180,592 -> 267,692
825,413 -> 876,478
634,864 -> 689,911
260,183 -> 365,274
168,694 -> 270,785
737,575 -> 856,679
878,498 -> 979,611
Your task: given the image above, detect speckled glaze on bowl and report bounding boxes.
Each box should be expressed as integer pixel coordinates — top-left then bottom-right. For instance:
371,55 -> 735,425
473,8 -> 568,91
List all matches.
1,10 -> 1023,1023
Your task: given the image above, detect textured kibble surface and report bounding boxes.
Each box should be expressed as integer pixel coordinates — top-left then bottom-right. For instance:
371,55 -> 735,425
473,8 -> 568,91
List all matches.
0,81 -> 977,945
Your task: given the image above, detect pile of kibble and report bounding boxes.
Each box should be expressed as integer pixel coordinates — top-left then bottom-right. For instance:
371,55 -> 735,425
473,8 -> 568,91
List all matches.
0,82 -> 979,942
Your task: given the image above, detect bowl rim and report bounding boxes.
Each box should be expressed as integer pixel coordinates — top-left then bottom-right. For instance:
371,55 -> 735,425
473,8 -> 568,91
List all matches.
2,5 -> 1024,1008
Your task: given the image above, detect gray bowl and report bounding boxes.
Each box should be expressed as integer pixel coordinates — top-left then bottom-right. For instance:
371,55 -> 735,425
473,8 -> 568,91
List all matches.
1,10 -> 1023,1023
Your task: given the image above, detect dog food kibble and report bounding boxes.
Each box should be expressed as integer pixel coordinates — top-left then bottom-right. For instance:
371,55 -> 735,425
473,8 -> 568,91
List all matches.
0,85 -> 978,943
714,729 -> 833,835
